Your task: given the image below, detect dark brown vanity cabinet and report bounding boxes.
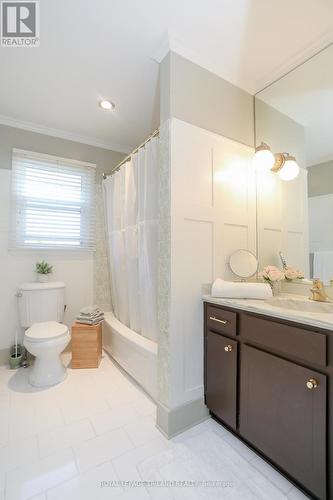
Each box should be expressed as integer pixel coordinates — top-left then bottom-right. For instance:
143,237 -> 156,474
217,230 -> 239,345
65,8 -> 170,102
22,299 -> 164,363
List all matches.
204,302 -> 330,500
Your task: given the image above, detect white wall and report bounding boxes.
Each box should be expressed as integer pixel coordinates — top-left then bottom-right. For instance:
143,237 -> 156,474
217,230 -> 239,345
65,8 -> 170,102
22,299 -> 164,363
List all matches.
0,169 -> 94,350
257,168 -> 309,275
168,118 -> 255,409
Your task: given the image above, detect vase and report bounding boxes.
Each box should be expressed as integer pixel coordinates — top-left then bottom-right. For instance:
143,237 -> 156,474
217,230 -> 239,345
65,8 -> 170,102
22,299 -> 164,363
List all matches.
270,281 -> 281,296
37,274 -> 49,283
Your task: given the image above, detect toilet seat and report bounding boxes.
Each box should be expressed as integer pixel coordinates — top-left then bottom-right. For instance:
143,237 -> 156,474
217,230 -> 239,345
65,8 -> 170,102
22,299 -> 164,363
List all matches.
25,321 -> 69,342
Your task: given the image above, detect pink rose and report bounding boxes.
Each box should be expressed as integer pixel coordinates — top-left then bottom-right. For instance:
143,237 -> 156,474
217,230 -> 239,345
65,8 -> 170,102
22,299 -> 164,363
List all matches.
261,266 -> 284,283
284,266 -> 305,281
284,266 -> 298,280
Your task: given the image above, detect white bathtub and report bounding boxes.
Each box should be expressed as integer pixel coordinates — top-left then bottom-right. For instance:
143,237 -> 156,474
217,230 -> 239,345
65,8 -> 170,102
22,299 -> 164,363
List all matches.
103,312 -> 158,400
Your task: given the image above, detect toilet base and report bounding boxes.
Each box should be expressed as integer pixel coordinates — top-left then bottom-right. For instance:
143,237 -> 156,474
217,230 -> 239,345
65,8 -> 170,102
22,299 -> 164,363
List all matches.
29,355 -> 67,387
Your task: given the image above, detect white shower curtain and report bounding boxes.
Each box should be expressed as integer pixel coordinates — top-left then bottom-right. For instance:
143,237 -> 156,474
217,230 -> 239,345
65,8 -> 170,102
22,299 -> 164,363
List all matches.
103,137 -> 159,342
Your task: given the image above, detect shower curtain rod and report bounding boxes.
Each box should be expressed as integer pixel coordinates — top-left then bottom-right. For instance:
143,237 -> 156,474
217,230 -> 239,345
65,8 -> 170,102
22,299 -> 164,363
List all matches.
102,128 -> 159,179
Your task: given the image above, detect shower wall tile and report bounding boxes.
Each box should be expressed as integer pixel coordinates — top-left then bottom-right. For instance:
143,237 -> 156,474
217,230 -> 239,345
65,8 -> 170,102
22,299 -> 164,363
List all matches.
94,184 -> 112,312
157,120 -> 172,408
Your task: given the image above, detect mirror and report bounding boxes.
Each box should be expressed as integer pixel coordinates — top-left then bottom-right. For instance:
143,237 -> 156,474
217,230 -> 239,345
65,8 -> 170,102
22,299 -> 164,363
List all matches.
229,249 -> 258,280
255,43 -> 333,285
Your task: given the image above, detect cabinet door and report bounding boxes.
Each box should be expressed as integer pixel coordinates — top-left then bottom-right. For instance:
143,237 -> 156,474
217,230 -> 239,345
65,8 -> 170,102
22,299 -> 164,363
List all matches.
205,331 -> 238,429
240,345 -> 326,500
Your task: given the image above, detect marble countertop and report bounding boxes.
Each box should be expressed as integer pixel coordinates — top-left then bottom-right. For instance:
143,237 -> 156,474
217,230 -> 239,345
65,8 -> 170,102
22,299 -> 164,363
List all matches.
202,293 -> 333,331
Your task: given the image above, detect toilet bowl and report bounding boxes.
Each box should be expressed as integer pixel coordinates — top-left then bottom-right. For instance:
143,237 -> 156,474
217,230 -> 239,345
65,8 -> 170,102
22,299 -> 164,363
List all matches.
24,321 -> 71,387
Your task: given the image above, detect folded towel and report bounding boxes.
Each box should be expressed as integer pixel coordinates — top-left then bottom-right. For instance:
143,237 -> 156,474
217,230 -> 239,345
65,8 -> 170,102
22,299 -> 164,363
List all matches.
79,311 -> 103,319
211,279 -> 272,300
76,311 -> 104,325
76,316 -> 104,325
80,305 -> 102,316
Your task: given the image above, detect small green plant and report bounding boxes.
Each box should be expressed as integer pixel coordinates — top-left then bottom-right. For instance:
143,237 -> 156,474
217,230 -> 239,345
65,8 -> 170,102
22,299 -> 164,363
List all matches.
35,260 -> 53,275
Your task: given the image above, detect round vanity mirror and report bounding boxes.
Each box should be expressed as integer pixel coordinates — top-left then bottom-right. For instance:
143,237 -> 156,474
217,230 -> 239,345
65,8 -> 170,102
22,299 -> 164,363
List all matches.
229,249 -> 258,280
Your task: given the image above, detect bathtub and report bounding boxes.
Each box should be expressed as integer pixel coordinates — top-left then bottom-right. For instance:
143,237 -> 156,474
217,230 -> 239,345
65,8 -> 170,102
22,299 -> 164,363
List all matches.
103,312 -> 158,400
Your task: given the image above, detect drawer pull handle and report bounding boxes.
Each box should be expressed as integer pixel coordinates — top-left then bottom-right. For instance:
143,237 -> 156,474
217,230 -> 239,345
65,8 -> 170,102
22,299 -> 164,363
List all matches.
224,345 -> 233,352
306,378 -> 318,390
209,316 -> 228,325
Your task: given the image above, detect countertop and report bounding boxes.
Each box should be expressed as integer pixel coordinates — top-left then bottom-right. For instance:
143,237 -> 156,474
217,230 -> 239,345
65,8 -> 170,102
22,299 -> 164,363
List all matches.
202,293 -> 333,331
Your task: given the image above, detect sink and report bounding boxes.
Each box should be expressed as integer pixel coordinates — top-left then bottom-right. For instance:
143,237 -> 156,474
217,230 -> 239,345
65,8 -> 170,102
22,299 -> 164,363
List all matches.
266,295 -> 333,314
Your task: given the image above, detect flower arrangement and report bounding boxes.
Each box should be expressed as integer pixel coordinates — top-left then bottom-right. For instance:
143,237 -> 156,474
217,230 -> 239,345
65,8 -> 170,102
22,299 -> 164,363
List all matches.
283,266 -> 304,281
260,265 -> 284,296
260,265 -> 284,283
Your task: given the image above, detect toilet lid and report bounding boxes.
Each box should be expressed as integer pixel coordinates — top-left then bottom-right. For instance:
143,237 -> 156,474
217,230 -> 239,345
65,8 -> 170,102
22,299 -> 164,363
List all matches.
25,321 -> 68,342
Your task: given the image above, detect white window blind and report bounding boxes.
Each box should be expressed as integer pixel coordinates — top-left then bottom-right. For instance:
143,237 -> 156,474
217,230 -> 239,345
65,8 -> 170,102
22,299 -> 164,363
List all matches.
11,149 -> 96,250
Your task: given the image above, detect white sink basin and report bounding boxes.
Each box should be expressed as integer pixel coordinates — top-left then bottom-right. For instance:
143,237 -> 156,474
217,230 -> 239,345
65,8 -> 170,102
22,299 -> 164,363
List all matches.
266,295 -> 333,314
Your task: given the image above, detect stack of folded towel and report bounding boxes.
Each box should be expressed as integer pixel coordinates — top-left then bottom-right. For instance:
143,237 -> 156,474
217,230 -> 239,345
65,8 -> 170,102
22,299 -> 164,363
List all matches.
76,305 -> 104,325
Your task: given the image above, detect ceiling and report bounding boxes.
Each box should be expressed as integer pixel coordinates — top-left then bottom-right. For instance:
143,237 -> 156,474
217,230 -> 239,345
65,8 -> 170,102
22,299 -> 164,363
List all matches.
1,0 -> 333,152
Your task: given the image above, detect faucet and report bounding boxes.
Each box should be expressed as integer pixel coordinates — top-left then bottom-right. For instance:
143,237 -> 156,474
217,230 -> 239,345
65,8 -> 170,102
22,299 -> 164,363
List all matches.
309,279 -> 329,302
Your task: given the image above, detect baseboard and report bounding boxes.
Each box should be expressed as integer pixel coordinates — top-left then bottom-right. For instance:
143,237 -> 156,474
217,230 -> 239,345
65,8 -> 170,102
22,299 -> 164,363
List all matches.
0,348 -> 9,366
156,398 -> 209,439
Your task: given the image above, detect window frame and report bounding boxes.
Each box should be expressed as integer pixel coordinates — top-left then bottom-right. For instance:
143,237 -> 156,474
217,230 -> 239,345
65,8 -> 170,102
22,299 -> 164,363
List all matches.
11,148 -> 96,251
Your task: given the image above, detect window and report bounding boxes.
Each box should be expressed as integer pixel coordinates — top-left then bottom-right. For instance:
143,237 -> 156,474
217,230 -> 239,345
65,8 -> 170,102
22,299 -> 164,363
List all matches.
11,149 -> 96,250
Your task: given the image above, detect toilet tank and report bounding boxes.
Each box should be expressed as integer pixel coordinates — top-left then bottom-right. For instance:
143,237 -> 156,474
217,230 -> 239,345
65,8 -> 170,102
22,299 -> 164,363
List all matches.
17,282 -> 66,327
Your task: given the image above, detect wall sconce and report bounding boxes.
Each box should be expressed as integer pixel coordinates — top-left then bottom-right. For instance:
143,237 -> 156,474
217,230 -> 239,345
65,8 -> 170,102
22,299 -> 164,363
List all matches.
253,143 -> 300,181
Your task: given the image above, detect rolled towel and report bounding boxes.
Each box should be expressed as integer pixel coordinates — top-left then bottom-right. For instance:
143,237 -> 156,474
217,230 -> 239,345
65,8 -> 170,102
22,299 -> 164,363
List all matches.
211,279 -> 272,300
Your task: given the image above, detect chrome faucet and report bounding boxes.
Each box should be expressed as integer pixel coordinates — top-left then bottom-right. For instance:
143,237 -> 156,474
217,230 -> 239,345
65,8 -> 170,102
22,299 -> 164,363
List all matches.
310,279 -> 329,302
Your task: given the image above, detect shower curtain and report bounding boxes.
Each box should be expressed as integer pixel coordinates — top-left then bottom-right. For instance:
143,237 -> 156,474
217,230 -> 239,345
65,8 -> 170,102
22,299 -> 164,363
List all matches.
103,137 -> 159,342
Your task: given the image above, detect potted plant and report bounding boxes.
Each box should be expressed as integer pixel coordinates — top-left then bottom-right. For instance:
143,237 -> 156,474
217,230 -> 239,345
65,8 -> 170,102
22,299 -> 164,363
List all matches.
35,260 -> 53,283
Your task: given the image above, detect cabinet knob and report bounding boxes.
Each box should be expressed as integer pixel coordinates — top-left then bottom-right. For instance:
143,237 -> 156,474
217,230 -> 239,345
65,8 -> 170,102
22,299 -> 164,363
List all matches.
306,378 -> 318,390
224,345 -> 233,352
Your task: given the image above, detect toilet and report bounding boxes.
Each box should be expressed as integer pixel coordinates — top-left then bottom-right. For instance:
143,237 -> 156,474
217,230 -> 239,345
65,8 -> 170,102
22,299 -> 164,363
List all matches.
18,281 -> 70,387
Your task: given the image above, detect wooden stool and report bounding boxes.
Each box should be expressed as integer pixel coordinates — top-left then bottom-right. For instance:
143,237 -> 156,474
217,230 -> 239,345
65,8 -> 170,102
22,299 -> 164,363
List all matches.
71,322 -> 102,369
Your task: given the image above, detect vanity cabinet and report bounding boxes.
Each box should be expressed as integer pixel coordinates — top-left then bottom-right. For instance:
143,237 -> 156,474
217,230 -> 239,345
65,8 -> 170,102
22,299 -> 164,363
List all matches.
204,302 -> 330,500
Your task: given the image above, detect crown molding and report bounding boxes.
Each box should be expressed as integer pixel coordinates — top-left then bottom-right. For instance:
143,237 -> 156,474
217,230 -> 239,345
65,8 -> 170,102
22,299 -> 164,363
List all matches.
0,114 -> 131,154
151,32 -> 171,63
152,32 -> 250,93
255,31 -> 333,94
153,30 -> 333,96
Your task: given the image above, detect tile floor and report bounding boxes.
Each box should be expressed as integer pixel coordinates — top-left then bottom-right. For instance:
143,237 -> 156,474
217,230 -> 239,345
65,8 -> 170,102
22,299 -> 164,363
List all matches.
0,351 -> 309,500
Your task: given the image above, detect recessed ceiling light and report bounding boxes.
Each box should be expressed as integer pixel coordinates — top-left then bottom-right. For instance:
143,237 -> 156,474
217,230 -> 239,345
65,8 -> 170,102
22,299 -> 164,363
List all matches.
99,100 -> 115,110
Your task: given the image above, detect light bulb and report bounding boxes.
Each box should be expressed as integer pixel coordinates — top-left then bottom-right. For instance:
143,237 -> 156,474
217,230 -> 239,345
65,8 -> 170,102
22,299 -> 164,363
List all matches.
252,143 -> 275,172
277,157 -> 300,181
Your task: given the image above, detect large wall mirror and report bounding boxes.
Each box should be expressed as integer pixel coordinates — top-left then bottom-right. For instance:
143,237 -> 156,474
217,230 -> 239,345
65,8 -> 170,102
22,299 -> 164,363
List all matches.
255,44 -> 333,285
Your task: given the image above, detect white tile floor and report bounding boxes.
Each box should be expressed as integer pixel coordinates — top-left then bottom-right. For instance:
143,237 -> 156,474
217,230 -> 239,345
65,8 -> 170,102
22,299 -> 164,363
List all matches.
0,351 -> 309,500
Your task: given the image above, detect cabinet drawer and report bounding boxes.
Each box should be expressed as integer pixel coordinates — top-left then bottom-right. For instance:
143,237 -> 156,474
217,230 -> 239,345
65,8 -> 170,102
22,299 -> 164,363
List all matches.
241,314 -> 327,367
206,305 -> 237,337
